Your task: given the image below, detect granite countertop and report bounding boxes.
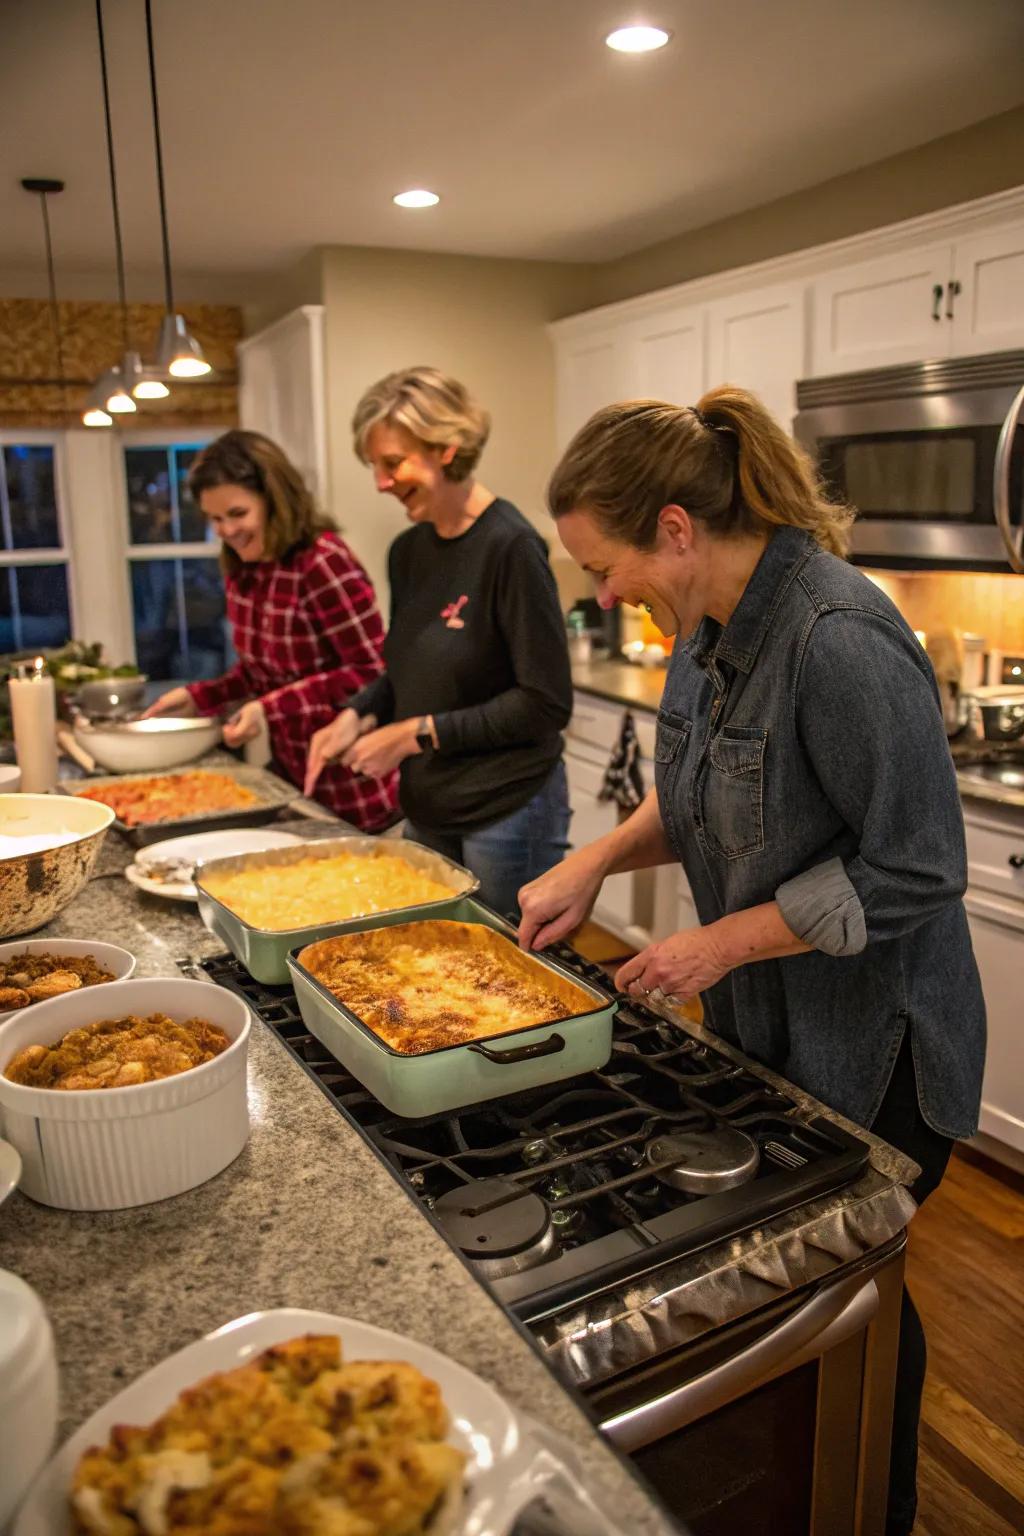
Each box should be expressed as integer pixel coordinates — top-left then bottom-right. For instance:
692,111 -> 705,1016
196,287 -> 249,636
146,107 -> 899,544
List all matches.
572,659 -> 1024,815
0,817 -> 678,1536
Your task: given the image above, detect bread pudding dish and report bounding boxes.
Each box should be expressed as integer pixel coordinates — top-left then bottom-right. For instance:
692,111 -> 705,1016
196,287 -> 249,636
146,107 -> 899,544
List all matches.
0,950 -> 116,1012
200,851 -> 455,932
298,920 -> 597,1055
4,1013 -> 230,1090
71,1333 -> 466,1536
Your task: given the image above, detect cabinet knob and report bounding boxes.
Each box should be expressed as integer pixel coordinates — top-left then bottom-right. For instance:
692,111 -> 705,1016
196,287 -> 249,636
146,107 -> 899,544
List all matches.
1009,854 -> 1024,869
932,284 -> 943,322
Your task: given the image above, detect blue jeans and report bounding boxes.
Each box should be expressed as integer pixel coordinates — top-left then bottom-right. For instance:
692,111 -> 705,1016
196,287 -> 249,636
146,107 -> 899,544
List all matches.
404,761 -> 570,921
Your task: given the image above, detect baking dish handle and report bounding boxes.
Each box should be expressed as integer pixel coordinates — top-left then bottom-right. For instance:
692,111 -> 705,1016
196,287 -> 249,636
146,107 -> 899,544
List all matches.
468,1032 -> 566,1064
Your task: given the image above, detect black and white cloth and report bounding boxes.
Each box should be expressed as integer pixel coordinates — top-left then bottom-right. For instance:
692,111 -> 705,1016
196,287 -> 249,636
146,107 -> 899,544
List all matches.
599,709 -> 645,812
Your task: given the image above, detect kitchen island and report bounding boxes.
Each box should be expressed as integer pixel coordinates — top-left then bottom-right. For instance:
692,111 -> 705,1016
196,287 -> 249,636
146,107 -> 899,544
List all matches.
0,818 -> 680,1536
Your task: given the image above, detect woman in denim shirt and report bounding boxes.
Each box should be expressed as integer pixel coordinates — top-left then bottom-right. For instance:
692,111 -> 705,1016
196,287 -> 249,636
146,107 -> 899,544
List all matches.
519,387 -> 985,1536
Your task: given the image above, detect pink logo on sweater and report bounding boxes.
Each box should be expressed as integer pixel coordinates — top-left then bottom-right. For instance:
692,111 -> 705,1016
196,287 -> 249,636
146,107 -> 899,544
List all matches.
441,594 -> 469,629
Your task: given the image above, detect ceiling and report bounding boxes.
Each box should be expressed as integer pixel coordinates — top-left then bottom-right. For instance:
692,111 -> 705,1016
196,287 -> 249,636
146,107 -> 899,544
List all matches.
3,0 -> 1024,287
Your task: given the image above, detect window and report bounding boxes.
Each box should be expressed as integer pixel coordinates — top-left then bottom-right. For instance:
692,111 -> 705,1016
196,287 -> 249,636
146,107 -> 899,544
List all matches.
124,440 -> 230,683
0,439 -> 72,653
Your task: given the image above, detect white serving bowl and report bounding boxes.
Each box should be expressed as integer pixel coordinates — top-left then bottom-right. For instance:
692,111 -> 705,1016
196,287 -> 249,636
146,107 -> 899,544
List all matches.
73,715 -> 221,773
0,939 -> 137,1023
0,977 -> 251,1210
0,1271 -> 58,1530
0,763 -> 22,792
0,794 -> 115,940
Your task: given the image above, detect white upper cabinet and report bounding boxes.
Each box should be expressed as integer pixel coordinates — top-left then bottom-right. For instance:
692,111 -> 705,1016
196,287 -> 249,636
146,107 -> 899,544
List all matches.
810,244 -> 954,374
951,225 -> 1024,356
555,326 -> 632,448
626,304 -> 706,405
238,306 -> 328,501
707,282 -> 808,429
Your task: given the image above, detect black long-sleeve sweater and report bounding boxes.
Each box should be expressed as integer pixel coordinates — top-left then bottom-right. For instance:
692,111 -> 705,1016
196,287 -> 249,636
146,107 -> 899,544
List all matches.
348,498 -> 572,832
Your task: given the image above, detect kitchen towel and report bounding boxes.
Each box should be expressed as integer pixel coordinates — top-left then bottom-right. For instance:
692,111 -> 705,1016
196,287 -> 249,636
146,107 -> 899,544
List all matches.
599,710 -> 645,812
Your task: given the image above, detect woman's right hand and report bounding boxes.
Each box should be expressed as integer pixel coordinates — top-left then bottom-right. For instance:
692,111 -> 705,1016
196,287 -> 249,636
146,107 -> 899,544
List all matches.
304,709 -> 372,796
518,845 -> 609,953
142,687 -> 196,719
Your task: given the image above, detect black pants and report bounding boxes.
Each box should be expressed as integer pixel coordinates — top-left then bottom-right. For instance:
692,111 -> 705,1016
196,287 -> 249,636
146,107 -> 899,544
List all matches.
869,1032 -> 954,1535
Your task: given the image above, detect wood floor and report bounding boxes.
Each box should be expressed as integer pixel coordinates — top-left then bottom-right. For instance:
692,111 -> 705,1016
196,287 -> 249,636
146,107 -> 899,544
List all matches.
573,922 -> 1024,1536
907,1150 -> 1024,1536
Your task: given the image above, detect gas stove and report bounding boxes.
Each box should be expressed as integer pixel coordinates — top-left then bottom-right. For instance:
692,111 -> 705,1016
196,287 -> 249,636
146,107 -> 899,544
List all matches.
191,943 -> 870,1326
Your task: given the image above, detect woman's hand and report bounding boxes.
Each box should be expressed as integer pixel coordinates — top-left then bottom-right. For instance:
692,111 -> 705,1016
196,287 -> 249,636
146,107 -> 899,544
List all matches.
304,709 -> 374,795
518,845 -> 610,952
223,700 -> 266,748
615,925 -> 733,1003
344,719 -> 420,779
142,687 -> 196,719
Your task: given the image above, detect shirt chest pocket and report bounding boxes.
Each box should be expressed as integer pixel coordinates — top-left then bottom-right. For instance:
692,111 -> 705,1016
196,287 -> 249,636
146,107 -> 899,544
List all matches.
700,725 -> 767,859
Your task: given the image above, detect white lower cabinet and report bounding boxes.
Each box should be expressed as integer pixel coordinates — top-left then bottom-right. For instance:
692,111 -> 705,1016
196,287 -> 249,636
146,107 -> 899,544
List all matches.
565,738 -> 653,947
964,888 -> 1024,1161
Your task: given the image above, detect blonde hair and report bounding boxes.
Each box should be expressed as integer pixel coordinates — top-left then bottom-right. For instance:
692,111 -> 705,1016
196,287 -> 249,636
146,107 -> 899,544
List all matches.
189,429 -> 330,577
351,367 -> 491,482
546,385 -> 853,557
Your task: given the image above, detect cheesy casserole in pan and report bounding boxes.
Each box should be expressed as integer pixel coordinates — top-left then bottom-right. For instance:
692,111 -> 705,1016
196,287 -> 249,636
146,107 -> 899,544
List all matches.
298,920 -> 598,1055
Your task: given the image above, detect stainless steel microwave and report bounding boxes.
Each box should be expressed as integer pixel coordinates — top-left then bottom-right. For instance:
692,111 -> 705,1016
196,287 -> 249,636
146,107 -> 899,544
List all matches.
793,350 -> 1024,573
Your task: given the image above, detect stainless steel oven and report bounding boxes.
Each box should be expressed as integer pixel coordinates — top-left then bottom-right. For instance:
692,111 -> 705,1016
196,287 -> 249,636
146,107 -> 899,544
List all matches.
592,1240 -> 906,1536
793,350 -> 1024,572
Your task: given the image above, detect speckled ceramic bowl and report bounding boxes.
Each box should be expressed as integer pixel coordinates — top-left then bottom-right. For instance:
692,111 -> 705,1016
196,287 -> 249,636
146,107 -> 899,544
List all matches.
0,795 -> 114,939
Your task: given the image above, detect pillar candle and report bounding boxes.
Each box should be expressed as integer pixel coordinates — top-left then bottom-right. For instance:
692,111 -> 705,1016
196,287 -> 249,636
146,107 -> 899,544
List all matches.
8,659 -> 58,793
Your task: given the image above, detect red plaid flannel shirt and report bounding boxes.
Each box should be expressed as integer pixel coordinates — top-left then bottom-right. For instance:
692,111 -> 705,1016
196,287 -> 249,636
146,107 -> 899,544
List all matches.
186,533 -> 398,830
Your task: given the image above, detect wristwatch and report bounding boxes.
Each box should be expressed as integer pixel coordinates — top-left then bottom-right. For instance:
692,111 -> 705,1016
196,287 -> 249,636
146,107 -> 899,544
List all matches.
415,716 -> 434,753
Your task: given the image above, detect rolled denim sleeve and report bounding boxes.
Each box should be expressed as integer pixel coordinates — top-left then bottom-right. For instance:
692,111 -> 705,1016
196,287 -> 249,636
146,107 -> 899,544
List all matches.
779,609 -> 967,954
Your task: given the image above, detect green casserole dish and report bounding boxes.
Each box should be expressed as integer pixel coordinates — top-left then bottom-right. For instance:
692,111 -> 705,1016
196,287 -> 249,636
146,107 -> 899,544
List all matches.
285,898 -> 617,1117
195,835 -> 479,983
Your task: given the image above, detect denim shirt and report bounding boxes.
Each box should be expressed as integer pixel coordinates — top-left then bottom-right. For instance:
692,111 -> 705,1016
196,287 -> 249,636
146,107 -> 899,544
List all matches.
655,526 -> 985,1139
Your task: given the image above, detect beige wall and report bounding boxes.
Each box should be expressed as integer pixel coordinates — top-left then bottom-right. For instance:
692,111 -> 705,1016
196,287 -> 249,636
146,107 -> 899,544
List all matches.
318,246 -> 592,600
586,105 -> 1024,309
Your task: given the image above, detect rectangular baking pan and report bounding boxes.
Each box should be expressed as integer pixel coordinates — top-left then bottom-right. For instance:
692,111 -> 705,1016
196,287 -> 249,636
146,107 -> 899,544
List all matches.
61,763 -> 299,846
195,835 -> 479,984
286,898 -> 616,1117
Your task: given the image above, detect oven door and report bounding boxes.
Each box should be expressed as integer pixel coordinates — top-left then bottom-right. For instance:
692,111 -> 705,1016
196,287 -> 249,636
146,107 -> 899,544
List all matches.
591,1238 -> 906,1536
793,369 -> 1024,573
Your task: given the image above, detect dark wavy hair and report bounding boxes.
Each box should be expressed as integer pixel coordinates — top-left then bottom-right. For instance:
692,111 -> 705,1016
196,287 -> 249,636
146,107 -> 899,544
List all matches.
188,429 -> 330,576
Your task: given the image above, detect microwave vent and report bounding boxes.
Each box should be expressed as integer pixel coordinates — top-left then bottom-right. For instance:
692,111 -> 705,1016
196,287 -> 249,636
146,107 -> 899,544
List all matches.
797,350 -> 1024,410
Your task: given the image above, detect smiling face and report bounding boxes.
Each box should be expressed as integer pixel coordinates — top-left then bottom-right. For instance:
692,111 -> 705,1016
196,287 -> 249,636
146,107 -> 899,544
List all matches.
200,483 -> 269,563
557,506 -> 708,639
362,421 -> 456,524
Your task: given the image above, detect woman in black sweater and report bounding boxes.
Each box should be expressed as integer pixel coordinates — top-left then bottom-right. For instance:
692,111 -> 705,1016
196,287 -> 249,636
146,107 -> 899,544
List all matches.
306,367 -> 571,916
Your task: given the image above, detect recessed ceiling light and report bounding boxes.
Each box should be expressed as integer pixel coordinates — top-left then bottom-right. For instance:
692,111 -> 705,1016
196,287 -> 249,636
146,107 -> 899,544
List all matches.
393,189 -> 440,209
605,25 -> 671,53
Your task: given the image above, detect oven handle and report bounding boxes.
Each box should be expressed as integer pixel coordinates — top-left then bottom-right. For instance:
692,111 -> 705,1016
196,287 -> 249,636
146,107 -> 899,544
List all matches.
600,1274 -> 879,1451
994,380 -> 1024,574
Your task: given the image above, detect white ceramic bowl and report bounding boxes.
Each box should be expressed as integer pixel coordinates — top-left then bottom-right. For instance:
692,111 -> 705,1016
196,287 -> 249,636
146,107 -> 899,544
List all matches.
0,977 -> 251,1210
0,794 -> 115,940
72,716 -> 222,773
0,1270 -> 58,1531
0,763 -> 22,792
0,939 -> 137,1023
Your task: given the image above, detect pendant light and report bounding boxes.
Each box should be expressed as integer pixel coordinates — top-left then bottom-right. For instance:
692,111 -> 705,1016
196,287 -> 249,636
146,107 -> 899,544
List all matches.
145,0 -> 210,379
93,0 -> 139,416
21,178 -> 83,427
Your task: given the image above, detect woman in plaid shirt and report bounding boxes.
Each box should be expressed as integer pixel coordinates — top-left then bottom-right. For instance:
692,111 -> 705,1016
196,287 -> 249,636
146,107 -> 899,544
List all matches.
144,430 -> 397,831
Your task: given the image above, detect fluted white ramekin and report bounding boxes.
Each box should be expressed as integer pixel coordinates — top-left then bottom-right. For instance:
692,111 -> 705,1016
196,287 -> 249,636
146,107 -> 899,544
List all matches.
0,978 -> 250,1210
0,1270 -> 57,1529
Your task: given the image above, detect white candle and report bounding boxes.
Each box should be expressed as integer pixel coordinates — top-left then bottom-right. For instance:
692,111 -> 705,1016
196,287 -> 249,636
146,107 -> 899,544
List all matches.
8,658 -> 58,793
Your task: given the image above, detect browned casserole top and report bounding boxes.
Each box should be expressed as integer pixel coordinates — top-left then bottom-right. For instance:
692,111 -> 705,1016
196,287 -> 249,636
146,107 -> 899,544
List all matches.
4,1013 -> 230,1090
298,920 -> 596,1055
0,951 -> 115,1012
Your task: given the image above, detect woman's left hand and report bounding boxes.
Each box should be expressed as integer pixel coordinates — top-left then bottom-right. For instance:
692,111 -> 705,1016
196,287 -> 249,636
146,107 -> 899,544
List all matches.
615,924 -> 733,1003
223,700 -> 266,748
344,719 -> 419,778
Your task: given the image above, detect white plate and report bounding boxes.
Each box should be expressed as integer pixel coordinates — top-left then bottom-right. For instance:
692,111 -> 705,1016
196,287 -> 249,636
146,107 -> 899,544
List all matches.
15,1308 -> 628,1536
127,828 -> 303,901
0,1139 -> 21,1205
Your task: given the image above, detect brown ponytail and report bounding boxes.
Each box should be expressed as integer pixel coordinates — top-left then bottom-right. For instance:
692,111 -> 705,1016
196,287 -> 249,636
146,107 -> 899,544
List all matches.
547,386 -> 853,557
